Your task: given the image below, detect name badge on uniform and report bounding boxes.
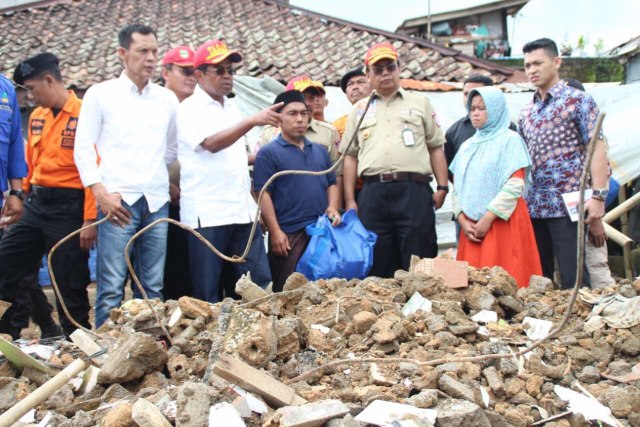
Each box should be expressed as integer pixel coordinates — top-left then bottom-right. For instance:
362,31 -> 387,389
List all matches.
402,127 -> 415,147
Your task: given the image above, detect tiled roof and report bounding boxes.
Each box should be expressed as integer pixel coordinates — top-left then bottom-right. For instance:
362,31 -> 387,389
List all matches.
0,0 -> 521,89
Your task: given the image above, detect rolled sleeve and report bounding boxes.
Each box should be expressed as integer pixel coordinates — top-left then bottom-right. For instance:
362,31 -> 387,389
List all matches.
74,86 -> 103,187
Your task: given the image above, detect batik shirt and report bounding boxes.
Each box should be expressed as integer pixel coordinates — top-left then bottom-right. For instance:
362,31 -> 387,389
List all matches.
518,80 -> 601,219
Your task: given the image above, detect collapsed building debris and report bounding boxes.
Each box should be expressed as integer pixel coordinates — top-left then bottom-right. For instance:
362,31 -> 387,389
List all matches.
1,268 -> 640,426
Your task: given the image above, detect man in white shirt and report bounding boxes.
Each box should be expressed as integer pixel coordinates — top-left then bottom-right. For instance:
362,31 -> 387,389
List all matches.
177,39 -> 281,302
74,24 -> 178,328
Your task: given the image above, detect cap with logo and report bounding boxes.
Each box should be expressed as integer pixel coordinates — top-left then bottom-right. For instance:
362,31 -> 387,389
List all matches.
13,52 -> 60,85
285,75 -> 325,95
162,45 -> 195,67
193,39 -> 242,68
364,42 -> 398,66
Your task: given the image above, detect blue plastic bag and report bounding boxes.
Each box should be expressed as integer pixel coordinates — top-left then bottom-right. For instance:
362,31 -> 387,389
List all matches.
296,209 -> 377,281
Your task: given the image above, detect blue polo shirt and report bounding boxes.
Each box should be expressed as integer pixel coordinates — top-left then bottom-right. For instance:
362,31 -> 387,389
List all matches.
254,134 -> 336,234
0,75 -> 27,202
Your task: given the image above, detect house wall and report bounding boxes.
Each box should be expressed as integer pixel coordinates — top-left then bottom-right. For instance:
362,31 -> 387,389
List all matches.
626,54 -> 640,84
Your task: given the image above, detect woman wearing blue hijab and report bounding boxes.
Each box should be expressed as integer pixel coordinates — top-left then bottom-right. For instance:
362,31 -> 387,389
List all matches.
450,86 -> 541,288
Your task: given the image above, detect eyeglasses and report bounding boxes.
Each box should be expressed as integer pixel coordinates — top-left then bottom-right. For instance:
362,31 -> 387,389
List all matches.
206,65 -> 236,76
370,62 -> 398,75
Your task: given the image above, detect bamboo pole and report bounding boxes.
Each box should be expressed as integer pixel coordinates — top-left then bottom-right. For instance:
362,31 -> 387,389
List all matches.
604,191 -> 640,224
0,359 -> 86,427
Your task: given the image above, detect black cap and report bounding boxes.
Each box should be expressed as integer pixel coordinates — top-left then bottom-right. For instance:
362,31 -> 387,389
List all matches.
273,90 -> 306,112
340,65 -> 365,93
13,52 -> 60,85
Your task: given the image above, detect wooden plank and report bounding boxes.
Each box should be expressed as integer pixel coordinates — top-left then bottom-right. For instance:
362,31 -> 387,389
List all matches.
212,354 -> 307,408
69,329 -> 106,366
0,336 -> 47,373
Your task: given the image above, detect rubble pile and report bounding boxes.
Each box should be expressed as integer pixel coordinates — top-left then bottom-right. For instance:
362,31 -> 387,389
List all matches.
2,268 -> 640,426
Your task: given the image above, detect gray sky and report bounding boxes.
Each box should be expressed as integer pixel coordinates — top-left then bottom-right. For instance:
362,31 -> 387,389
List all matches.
290,0 -> 639,55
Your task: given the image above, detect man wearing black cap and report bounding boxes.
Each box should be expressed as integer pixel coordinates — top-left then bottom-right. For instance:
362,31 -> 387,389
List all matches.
333,65 -> 373,139
0,52 -> 94,337
253,91 -> 341,292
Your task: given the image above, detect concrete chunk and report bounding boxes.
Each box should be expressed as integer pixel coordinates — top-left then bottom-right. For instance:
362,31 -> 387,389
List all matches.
131,398 -> 172,427
276,399 -> 349,427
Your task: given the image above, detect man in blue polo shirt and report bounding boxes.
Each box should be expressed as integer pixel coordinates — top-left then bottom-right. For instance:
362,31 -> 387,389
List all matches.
254,90 -> 341,291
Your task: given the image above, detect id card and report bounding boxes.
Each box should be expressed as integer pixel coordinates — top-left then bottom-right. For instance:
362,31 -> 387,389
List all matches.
402,128 -> 415,146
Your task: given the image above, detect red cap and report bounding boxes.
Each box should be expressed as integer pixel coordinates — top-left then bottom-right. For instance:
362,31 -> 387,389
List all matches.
364,42 -> 399,66
161,46 -> 195,66
285,75 -> 326,94
193,39 -> 242,68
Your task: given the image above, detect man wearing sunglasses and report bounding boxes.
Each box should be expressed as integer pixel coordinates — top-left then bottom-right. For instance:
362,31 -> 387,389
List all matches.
340,42 -> 449,278
176,39 -> 281,303
160,45 -> 196,301
161,45 -> 196,103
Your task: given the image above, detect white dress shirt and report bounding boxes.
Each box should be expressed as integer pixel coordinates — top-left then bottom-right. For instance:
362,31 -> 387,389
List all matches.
74,73 -> 178,213
177,85 -> 257,228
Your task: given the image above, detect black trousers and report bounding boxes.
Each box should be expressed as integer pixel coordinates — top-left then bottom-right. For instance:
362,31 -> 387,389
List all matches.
532,216 -> 589,289
0,227 -> 55,337
0,192 -> 90,336
358,181 -> 437,278
162,203 -> 192,300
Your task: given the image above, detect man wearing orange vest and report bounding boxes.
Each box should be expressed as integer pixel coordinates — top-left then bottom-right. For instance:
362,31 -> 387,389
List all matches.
0,53 -> 96,337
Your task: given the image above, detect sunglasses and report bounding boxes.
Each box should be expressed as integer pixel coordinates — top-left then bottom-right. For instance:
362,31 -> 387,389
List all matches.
370,62 -> 398,75
206,65 -> 236,76
177,67 -> 195,76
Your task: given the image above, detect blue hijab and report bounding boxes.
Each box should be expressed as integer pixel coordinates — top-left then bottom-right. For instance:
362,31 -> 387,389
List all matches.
449,86 -> 531,221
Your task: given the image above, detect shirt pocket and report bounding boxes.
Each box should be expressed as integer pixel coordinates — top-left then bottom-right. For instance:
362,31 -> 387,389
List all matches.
400,112 -> 425,144
356,118 -> 377,146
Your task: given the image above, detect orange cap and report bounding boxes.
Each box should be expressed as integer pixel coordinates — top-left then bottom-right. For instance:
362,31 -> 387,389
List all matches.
364,42 -> 398,66
193,39 -> 242,68
285,75 -> 326,94
161,45 -> 195,66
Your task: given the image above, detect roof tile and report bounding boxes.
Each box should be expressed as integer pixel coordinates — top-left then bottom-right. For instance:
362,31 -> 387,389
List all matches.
0,0 -> 521,88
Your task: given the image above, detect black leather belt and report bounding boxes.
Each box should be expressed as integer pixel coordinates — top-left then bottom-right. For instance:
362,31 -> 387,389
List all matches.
32,185 -> 84,199
362,172 -> 432,184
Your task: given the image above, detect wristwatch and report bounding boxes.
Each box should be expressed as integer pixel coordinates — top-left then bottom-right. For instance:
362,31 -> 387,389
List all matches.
8,189 -> 24,201
591,188 -> 609,201
436,185 -> 449,193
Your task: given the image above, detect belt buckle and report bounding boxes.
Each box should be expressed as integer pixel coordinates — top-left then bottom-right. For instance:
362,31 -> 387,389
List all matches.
379,172 -> 397,183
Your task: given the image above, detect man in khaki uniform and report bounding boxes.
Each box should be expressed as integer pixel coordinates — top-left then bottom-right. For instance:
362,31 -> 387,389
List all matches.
341,42 -> 449,278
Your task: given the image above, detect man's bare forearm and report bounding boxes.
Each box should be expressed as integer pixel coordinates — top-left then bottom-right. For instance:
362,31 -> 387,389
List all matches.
590,139 -> 609,189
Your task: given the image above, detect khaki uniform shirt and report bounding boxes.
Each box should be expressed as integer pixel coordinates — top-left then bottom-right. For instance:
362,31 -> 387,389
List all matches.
339,88 -> 445,177
260,118 -> 342,175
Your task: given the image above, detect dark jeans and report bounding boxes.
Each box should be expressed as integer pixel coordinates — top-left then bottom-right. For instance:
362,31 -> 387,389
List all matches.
162,203 -> 192,300
358,181 -> 437,278
268,229 -> 310,292
0,192 -> 90,336
532,216 -> 590,289
188,222 -> 271,303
